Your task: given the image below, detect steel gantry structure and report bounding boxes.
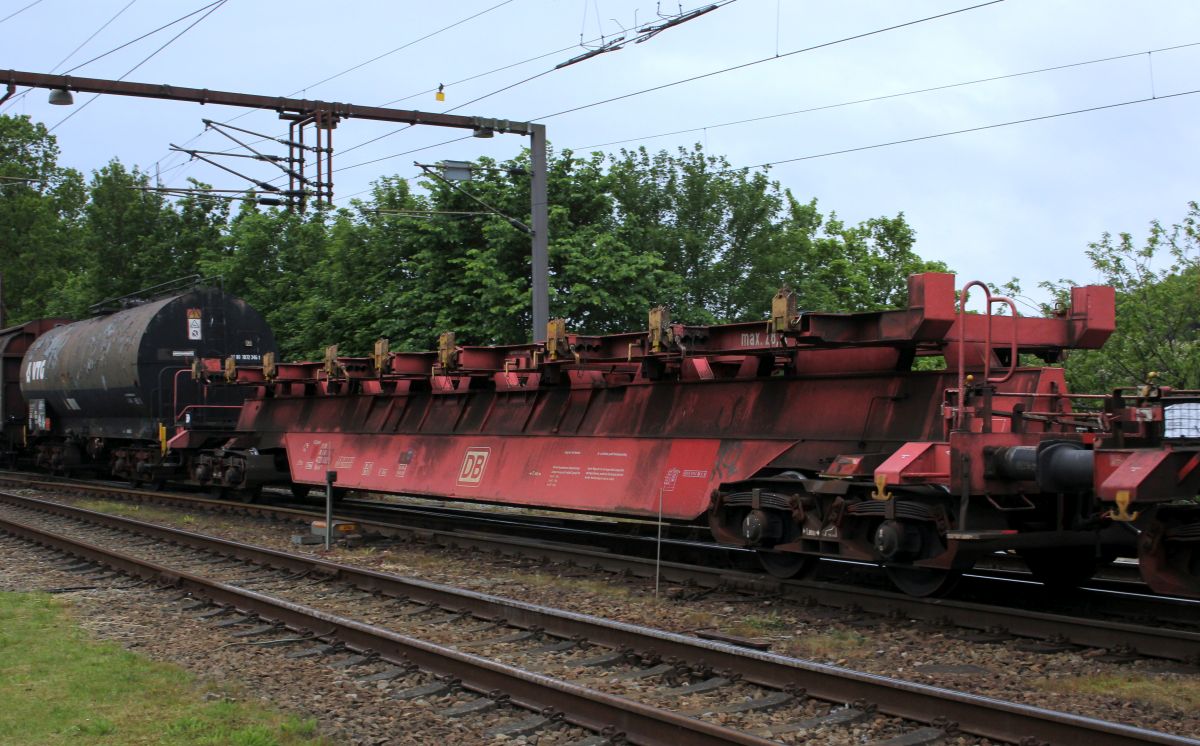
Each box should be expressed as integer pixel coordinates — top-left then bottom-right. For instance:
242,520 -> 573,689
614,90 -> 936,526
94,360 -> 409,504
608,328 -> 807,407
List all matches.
2,70 -> 550,342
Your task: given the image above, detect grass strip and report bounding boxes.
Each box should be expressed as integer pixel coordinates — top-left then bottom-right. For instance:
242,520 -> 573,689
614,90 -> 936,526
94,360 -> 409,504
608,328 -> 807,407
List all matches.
0,591 -> 325,745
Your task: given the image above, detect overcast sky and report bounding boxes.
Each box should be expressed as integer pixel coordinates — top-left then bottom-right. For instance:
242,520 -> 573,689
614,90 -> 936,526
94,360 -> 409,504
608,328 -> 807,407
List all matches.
4,0 -> 1198,312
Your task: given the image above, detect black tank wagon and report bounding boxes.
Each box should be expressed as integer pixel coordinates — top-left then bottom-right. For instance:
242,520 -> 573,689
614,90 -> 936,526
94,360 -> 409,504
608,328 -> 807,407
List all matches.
19,283 -> 276,485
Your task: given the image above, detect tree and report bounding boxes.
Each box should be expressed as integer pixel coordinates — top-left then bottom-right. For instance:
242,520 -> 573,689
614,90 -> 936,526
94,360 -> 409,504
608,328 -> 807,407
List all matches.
775,197 -> 941,314
79,161 -> 182,303
608,145 -> 785,324
1043,202 -> 1200,392
1,132 -> 946,360
0,114 -> 87,322
187,144 -> 943,355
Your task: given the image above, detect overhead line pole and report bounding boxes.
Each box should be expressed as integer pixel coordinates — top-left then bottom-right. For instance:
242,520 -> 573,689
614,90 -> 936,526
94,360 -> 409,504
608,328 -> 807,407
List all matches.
4,69 -> 550,342
530,124 -> 548,341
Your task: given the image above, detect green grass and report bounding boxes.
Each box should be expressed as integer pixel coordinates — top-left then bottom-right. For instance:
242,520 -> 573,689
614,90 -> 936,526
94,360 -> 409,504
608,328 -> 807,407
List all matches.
728,612 -> 793,635
1036,673 -> 1200,711
0,591 -> 325,745
782,628 -> 869,660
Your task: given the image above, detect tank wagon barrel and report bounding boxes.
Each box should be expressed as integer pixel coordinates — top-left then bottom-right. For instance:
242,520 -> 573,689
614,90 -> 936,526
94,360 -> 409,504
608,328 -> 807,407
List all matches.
16,286 -> 277,490
194,272 -> 1200,599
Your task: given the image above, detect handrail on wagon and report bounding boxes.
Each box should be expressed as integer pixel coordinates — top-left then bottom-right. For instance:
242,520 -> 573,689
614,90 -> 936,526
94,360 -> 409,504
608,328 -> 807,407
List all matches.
955,280 -> 1019,431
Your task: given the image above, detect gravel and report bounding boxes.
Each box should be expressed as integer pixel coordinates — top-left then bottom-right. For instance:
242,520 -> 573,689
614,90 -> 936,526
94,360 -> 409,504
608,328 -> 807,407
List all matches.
7,486 -> 1200,740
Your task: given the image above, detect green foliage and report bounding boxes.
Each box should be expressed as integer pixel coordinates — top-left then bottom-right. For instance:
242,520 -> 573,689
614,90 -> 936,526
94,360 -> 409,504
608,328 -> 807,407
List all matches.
0,591 -> 325,744
0,115 -> 87,321
1,113 -> 943,360
1042,202 -> 1200,392
606,146 -> 944,323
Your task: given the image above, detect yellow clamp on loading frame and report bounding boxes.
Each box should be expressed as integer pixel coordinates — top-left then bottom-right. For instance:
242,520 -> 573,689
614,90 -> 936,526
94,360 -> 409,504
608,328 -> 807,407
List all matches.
262,351 -> 277,381
373,338 -> 390,374
437,332 -> 457,370
545,319 -> 567,361
648,306 -> 671,353
323,345 -> 340,378
769,287 -> 796,334
1110,490 -> 1140,522
871,473 -> 894,501
158,422 -> 168,456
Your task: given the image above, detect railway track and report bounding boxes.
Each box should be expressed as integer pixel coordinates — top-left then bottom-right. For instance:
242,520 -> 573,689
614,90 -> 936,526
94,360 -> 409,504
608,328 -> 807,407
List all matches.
3,474 -> 1198,665
0,490 -> 1193,745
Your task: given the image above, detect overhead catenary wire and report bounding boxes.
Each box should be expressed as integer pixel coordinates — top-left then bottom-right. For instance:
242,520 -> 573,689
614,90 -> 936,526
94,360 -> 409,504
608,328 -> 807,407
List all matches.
49,0 -> 228,133
154,0 -> 731,195
50,0 -> 140,71
0,0 -> 139,115
151,39 -> 583,182
204,0 -> 736,171
172,0 -> 1007,202
240,135 -> 476,203
534,0 -> 1005,122
329,0 -> 1005,173
62,0 -> 224,76
332,174 -> 424,205
4,1 -> 219,118
150,1 -> 538,185
336,136 -> 476,174
296,0 -> 518,94
414,161 -> 531,233
336,66 -> 1200,206
0,0 -> 45,26
571,40 -> 1200,151
726,87 -> 1200,174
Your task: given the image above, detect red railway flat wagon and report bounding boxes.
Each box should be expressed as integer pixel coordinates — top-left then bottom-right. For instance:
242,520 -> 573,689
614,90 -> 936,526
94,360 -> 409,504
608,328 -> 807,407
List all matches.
197,273 -> 1200,598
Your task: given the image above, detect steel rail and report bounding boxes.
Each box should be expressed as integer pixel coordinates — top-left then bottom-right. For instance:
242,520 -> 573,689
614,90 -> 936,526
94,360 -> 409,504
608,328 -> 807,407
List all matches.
0,512 -> 775,746
2,477 -> 1196,662
0,492 -> 1195,746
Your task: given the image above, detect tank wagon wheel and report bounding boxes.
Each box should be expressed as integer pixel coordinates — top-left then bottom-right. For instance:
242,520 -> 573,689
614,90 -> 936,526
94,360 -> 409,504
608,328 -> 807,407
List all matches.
756,550 -> 818,580
884,566 -> 961,598
1018,547 -> 1100,590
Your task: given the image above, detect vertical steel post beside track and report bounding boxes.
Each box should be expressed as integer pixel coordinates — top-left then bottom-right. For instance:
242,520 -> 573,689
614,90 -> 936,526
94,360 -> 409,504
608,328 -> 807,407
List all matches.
530,124 -> 549,343
324,470 -> 336,551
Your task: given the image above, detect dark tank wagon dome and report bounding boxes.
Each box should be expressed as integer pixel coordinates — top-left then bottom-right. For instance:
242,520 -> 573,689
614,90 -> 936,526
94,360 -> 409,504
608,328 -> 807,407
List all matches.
20,287 -> 275,441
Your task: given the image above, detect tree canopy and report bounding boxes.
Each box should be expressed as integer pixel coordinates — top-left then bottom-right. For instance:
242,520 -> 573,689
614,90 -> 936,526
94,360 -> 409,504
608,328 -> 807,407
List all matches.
1,114 -> 947,361
1042,202 -> 1200,392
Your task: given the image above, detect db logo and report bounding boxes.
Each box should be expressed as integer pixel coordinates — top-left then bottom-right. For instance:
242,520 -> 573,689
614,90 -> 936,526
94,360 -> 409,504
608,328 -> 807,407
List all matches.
457,447 -> 491,486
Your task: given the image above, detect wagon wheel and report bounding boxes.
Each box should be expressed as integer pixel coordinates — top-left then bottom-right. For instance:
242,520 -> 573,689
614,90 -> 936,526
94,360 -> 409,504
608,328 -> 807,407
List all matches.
1019,547 -> 1099,589
290,483 -> 312,500
1137,509 -> 1200,596
756,550 -> 818,580
884,565 -> 961,597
